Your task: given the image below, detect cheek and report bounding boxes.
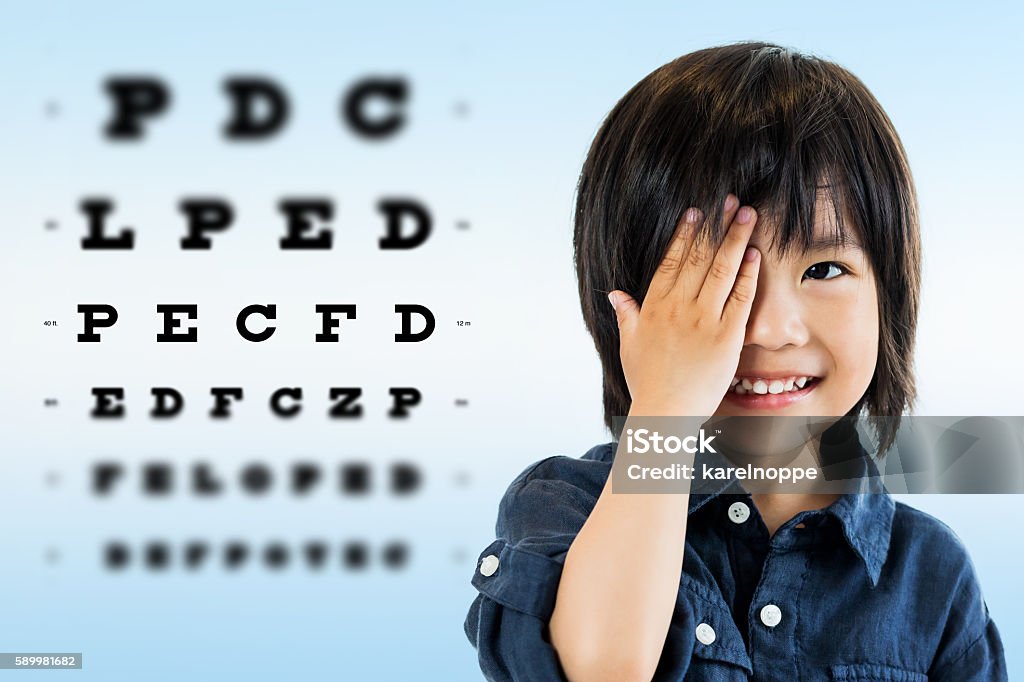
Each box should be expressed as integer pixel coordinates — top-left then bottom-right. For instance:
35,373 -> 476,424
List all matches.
811,280 -> 880,386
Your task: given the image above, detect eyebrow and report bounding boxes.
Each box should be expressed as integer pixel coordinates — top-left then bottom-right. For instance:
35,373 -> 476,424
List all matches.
806,237 -> 864,254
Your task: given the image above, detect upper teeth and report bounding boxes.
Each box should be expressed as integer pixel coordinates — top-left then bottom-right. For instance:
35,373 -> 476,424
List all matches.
730,376 -> 813,395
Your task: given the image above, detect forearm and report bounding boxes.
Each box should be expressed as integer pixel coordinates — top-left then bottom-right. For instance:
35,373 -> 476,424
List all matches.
549,410 -> 692,681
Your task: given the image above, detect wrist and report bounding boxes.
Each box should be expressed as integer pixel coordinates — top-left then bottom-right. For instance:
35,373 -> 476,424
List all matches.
627,401 -> 709,419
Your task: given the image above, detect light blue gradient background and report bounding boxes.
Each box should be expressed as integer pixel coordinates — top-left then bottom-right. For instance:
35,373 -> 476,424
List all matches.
1,1 -> 1021,679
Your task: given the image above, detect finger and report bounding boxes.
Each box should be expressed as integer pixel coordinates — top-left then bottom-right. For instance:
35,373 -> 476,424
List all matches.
721,245 -> 761,325
607,289 -> 640,338
696,205 -> 759,314
671,193 -> 741,303
646,206 -> 703,301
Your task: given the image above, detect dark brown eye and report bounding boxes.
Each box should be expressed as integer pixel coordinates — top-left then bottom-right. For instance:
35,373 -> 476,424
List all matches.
803,262 -> 847,281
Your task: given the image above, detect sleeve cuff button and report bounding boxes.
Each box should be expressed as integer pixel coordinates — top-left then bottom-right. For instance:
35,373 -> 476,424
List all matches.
479,554 -> 500,577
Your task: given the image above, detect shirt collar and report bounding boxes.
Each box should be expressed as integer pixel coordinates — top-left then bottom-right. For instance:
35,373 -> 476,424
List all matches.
823,468 -> 894,587
679,436 -> 895,588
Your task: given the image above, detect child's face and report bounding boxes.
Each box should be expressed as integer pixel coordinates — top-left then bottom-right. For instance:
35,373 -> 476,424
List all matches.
713,199 -> 879,418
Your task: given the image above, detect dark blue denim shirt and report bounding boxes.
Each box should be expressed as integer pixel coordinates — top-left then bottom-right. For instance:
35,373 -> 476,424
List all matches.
464,441 -> 1007,681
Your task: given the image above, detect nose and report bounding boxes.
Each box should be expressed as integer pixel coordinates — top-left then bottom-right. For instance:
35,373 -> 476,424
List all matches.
743,272 -> 811,350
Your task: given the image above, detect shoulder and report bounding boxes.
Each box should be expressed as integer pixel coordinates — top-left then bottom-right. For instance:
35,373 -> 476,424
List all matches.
500,441 -> 615,500
495,441 -> 615,542
891,500 -> 962,541
890,500 -> 975,572
889,500 -> 983,594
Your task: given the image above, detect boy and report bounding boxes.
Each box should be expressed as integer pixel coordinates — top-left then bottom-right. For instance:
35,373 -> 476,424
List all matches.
464,42 -> 1006,681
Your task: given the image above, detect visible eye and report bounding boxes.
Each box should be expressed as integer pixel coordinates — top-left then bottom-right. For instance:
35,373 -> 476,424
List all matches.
803,261 -> 848,281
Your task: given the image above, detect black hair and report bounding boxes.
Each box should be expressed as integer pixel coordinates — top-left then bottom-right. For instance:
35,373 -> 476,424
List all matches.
574,41 -> 921,455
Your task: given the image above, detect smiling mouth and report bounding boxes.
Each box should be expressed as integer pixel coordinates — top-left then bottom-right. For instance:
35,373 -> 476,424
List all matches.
729,375 -> 819,396
723,376 -> 823,409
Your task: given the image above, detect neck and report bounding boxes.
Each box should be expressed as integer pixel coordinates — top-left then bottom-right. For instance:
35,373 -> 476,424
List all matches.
750,491 -> 840,537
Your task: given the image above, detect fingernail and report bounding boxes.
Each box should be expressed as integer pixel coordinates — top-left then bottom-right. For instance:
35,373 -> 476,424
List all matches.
737,206 -> 753,223
744,247 -> 759,262
684,208 -> 700,223
607,292 -> 618,309
725,194 -> 738,211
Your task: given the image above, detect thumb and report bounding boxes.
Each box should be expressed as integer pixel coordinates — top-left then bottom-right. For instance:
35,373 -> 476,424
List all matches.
607,290 -> 639,335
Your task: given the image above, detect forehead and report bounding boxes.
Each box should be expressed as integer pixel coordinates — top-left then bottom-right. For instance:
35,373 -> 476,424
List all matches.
747,193 -> 865,258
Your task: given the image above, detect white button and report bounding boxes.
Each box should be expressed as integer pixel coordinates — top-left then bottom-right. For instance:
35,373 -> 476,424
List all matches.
760,603 -> 782,627
727,501 -> 750,524
479,554 -> 500,577
477,552 -> 497,573
695,622 -> 716,645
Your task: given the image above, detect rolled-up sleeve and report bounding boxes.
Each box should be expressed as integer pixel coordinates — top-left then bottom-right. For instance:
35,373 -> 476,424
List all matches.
463,455 -> 606,681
